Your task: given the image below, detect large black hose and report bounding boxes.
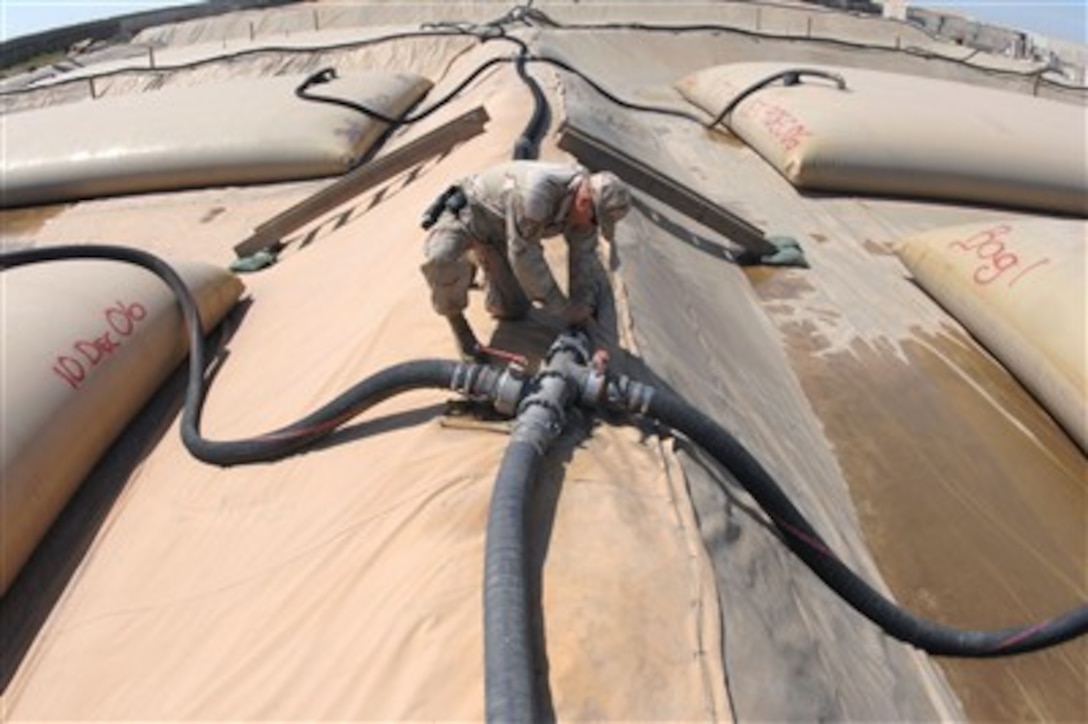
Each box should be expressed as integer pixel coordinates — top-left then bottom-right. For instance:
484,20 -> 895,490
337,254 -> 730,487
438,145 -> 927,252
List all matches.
295,30 -> 551,162
0,245 -> 471,466
184,360 -> 461,465
483,332 -> 588,723
704,68 -> 848,129
642,384 -> 1088,657
484,439 -> 542,721
7,241 -> 1086,714
508,36 -> 550,160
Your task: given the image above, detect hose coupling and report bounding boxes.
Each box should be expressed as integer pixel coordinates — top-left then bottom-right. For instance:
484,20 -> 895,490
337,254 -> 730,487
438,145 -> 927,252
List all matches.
580,367 -> 608,408
492,366 -> 527,417
450,362 -> 486,398
514,396 -> 566,436
577,348 -> 611,408
450,362 -> 527,417
546,329 -> 591,366
604,374 -> 655,416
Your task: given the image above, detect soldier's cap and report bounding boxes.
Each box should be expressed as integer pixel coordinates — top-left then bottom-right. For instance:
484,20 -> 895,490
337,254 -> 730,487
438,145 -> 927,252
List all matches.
588,171 -> 631,239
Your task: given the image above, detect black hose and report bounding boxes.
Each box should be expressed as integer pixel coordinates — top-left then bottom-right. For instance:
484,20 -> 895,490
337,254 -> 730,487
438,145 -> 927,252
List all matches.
529,53 -> 705,124
484,438 -> 541,722
294,50 -> 702,150
0,28 -> 475,100
184,360 -> 460,465
512,51 -> 549,160
3,5 -> 1080,110
294,54 -> 513,125
704,67 -> 847,129
512,12 -> 1088,93
492,32 -> 550,161
296,36 -> 551,162
482,332 -> 589,722
0,245 -> 467,466
643,384 -> 1088,657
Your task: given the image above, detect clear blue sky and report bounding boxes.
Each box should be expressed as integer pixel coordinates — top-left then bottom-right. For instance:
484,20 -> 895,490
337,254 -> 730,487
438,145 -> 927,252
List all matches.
913,1 -> 1087,43
1,0 -> 1085,43
0,1 -> 192,41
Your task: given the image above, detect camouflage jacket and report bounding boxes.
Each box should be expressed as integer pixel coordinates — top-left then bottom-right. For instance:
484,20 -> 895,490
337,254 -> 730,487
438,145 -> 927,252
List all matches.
461,161 -> 597,309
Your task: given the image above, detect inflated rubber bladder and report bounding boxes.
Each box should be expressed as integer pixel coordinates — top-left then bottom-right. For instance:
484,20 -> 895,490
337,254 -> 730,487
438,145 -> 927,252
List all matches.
0,71 -> 432,208
0,256 -> 243,595
676,61 -> 1088,215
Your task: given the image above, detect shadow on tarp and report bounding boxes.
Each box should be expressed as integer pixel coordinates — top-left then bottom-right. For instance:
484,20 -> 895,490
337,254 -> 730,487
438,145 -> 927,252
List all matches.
628,194 -> 740,265
482,247 -> 685,720
307,402 -> 450,453
0,299 -> 249,693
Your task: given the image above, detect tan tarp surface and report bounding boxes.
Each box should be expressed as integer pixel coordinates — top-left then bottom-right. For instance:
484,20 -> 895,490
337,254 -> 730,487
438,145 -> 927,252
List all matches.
0,258 -> 243,596
897,218 -> 1087,452
0,71 -> 432,208
0,23 -> 729,722
677,61 -> 1088,215
1,2 -> 1085,722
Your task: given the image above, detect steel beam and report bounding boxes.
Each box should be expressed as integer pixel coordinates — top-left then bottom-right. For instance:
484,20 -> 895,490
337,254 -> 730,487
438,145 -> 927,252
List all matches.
557,121 -> 776,256
233,105 -> 490,258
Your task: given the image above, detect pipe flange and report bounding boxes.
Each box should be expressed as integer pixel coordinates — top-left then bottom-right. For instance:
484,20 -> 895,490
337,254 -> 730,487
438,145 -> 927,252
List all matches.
515,397 -> 566,431
580,369 -> 607,408
493,368 -> 526,418
450,363 -> 481,397
547,332 -> 590,365
628,380 -> 654,416
606,375 -> 654,415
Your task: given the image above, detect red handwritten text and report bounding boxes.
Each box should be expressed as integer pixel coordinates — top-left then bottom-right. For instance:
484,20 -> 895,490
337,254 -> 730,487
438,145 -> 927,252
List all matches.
947,224 -> 1051,288
740,97 -> 813,151
52,300 -> 148,389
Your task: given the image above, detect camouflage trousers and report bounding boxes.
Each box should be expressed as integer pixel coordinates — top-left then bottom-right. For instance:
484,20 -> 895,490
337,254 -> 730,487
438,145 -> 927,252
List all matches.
420,207 -> 531,319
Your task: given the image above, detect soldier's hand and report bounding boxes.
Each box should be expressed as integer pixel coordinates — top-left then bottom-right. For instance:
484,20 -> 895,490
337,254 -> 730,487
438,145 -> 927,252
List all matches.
563,302 -> 594,327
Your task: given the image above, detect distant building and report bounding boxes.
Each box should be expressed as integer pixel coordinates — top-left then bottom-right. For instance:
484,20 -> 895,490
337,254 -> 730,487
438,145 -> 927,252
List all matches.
881,0 -> 908,22
800,0 -> 1085,85
903,4 -> 1084,83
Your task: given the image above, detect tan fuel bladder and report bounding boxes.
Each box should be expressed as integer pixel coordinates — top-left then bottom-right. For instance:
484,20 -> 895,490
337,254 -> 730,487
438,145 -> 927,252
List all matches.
0,71 -> 432,208
896,218 -> 1087,452
1,254 -> 243,595
676,61 -> 1088,215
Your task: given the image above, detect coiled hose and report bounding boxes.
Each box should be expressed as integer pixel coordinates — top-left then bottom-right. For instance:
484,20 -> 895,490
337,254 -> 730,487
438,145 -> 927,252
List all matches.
642,384 -> 1088,657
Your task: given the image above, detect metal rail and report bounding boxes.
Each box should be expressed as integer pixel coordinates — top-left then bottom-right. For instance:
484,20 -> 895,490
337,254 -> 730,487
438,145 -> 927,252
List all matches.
233,105 -> 490,258
557,120 -> 777,257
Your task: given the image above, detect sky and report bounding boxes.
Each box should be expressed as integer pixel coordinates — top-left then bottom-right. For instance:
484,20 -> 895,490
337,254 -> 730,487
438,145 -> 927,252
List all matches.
912,1 -> 1087,43
0,0 -> 1085,44
0,0 -> 193,42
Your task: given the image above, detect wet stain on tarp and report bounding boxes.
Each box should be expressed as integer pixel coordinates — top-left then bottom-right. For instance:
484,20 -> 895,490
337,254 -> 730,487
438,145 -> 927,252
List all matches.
744,266 -> 816,301
0,206 -> 66,237
774,318 -> 1086,723
862,238 -> 895,256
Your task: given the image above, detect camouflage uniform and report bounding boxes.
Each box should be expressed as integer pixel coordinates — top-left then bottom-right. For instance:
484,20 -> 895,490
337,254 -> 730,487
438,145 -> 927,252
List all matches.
421,161 -> 600,319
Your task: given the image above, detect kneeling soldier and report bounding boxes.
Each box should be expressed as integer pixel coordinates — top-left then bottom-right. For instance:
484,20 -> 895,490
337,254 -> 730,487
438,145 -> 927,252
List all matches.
420,161 -> 631,360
